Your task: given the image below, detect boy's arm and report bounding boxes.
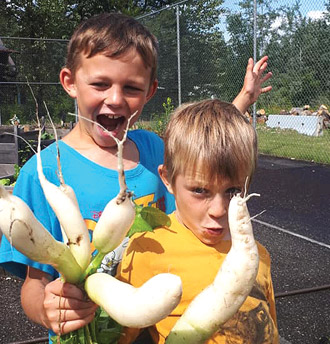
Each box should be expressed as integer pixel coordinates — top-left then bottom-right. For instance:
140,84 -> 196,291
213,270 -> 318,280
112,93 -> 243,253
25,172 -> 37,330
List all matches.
232,56 -> 272,114
21,266 -> 98,334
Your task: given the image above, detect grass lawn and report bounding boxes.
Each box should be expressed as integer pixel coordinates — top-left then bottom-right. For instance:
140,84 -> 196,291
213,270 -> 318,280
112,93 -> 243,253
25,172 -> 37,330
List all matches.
256,125 -> 330,165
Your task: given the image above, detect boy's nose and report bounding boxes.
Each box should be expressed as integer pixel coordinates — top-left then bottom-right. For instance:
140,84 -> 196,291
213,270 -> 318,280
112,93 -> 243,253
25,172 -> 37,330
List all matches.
208,194 -> 228,219
104,86 -> 124,107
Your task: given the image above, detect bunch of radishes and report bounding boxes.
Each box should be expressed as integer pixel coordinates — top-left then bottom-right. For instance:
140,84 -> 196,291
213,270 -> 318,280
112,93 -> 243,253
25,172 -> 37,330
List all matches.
0,118 -> 182,344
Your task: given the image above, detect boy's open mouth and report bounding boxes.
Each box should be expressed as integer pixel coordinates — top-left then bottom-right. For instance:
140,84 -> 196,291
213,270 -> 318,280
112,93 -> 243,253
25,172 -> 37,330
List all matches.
97,114 -> 125,132
206,227 -> 224,235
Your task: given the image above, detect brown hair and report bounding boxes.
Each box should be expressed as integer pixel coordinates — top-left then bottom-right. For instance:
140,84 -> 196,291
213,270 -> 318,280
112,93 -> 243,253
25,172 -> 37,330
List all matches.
65,13 -> 159,83
163,99 -> 258,185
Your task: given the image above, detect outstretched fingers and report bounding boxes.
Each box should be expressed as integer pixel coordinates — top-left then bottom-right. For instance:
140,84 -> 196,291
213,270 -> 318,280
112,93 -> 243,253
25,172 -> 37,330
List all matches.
260,71 -> 273,84
246,57 -> 254,73
253,55 -> 269,73
253,56 -> 272,95
260,72 -> 273,93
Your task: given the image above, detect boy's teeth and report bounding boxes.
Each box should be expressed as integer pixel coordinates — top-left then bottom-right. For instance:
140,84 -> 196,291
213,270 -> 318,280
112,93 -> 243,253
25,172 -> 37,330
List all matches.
97,114 -> 125,132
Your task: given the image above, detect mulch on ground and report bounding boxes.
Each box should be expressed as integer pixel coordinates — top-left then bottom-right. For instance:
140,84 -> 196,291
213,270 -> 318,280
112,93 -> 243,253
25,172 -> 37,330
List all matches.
0,268 -> 48,344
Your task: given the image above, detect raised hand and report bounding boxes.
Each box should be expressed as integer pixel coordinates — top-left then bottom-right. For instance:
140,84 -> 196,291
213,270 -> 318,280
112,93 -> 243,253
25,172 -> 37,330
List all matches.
233,56 -> 272,114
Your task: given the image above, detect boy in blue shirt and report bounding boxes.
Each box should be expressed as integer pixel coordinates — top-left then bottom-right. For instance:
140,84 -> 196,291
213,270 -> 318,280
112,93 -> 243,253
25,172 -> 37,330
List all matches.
0,12 -> 272,338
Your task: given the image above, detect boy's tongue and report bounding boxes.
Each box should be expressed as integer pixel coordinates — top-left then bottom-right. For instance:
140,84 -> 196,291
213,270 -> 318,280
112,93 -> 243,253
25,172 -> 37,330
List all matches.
97,115 -> 124,132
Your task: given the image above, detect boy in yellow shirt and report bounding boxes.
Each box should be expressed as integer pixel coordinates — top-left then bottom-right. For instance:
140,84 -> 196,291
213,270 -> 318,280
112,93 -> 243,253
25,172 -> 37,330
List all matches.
117,99 -> 278,343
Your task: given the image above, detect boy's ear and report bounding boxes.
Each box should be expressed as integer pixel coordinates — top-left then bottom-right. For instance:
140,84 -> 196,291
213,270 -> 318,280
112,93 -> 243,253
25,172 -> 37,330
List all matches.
60,68 -> 77,99
146,79 -> 158,103
158,165 -> 174,194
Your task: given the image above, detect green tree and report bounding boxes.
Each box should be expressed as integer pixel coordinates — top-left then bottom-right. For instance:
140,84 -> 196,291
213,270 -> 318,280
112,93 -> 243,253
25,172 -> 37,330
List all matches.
140,0 -> 228,115
179,0 -> 228,102
264,2 -> 330,109
0,0 -> 184,123
225,0 -> 278,107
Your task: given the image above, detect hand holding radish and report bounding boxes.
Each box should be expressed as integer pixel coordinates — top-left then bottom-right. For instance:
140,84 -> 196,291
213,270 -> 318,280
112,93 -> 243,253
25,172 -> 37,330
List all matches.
43,279 -> 98,335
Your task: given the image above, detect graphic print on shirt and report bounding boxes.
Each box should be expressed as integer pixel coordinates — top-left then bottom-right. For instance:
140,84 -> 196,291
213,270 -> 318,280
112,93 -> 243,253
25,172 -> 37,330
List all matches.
218,283 -> 277,343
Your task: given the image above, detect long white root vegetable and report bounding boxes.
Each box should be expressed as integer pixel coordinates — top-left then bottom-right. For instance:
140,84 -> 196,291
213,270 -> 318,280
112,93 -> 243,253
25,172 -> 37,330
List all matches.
36,125 -> 91,271
166,193 -> 260,344
92,196 -> 135,254
92,116 -> 135,255
85,272 -> 182,328
0,185 -> 82,284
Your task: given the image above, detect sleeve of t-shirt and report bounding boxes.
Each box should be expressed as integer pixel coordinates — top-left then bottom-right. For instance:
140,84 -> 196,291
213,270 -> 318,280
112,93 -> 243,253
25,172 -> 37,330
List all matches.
265,254 -> 277,327
258,244 -> 277,327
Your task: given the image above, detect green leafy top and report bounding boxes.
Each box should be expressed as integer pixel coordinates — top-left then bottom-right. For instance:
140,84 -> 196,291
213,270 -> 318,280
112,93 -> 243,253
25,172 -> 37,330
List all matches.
127,205 -> 171,238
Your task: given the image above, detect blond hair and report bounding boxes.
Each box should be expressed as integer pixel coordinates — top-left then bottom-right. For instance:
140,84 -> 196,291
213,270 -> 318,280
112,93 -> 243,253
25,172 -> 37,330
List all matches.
65,13 -> 159,83
163,99 -> 258,185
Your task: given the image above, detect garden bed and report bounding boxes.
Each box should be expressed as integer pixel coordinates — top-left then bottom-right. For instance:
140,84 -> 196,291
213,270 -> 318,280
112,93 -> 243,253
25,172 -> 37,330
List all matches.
0,268 -> 48,344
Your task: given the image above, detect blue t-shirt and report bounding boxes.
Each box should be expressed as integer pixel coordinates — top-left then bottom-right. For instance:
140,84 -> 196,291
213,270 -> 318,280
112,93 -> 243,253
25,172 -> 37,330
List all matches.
0,129 -> 175,279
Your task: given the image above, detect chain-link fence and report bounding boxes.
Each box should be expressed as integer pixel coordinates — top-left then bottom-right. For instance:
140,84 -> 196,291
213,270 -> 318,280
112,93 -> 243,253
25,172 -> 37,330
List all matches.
0,37 -> 71,125
0,0 -> 329,164
138,0 -> 330,164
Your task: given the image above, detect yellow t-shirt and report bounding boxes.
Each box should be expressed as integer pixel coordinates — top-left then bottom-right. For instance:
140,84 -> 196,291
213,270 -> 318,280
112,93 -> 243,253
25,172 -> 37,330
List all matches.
117,213 -> 278,344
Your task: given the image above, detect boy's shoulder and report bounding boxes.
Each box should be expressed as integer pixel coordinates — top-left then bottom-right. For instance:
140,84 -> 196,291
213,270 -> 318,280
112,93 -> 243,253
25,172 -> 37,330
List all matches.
128,129 -> 164,165
127,213 -> 202,253
128,128 -> 162,145
20,141 -> 58,172
21,140 -> 77,171
18,140 -> 84,186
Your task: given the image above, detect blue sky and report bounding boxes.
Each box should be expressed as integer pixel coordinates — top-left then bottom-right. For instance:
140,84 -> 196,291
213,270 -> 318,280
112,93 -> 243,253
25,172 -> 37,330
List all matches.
218,1 -> 328,41
222,0 -> 327,19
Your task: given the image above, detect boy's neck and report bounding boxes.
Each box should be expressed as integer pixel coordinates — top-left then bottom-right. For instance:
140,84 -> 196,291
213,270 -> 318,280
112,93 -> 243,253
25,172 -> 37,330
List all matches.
62,125 -> 139,170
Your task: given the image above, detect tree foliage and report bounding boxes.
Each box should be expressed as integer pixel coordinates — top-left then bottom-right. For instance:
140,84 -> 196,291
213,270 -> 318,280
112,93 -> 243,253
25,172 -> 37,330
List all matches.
0,0 -> 182,122
225,0 -> 330,110
0,0 -> 329,123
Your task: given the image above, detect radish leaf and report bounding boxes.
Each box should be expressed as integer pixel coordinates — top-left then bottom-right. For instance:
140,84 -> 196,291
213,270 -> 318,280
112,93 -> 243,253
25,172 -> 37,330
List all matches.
127,206 -> 171,237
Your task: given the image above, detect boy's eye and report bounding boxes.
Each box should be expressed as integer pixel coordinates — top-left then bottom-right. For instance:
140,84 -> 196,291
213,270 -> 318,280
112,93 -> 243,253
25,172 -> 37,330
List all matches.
125,85 -> 144,93
192,187 -> 207,195
91,82 -> 108,88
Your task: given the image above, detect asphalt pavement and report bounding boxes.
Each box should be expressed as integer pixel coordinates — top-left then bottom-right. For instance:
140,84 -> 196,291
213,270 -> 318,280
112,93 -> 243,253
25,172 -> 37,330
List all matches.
249,155 -> 330,344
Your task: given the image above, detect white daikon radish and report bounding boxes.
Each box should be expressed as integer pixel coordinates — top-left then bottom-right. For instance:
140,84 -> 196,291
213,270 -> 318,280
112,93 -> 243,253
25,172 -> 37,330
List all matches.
166,193 -> 260,344
85,272 -> 182,328
0,185 -> 82,284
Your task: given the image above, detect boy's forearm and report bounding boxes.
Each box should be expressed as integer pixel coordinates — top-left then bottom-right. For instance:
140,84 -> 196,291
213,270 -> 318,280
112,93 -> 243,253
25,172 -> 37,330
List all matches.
232,89 -> 251,115
21,267 -> 52,329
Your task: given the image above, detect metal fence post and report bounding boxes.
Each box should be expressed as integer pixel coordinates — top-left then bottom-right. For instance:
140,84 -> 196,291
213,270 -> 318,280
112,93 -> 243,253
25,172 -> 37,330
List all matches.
176,5 -> 182,106
253,0 -> 257,128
